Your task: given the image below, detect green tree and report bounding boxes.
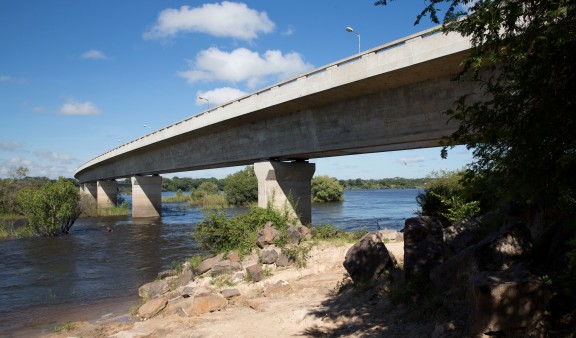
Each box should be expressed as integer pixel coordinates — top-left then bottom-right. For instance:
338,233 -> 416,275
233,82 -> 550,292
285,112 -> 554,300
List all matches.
0,166 -> 29,215
376,0 -> 576,216
311,176 -> 344,203
223,166 -> 258,206
17,177 -> 81,236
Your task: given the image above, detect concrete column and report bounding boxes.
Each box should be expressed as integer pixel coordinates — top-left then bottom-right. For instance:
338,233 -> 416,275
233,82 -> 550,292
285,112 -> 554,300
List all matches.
131,175 -> 162,218
80,182 -> 97,204
254,161 -> 316,225
97,180 -> 118,210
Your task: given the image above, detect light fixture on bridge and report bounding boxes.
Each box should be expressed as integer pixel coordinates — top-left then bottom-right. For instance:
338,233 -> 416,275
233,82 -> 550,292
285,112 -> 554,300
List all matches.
346,26 -> 361,54
198,96 -> 210,109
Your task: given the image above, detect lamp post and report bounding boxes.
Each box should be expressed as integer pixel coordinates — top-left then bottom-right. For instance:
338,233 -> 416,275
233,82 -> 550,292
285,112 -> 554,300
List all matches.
198,96 -> 210,109
346,26 -> 360,54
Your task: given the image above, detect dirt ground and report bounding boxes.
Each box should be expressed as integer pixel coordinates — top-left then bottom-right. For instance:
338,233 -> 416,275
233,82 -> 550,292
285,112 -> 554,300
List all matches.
43,240 -> 437,338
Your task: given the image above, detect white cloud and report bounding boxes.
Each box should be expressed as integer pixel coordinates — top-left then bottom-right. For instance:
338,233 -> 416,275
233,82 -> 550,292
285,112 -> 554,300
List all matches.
196,87 -> 248,107
59,100 -> 101,116
0,75 -> 11,82
0,140 -> 22,151
81,49 -> 108,60
143,1 -> 275,41
178,47 -> 313,88
35,150 -> 77,164
398,156 -> 425,165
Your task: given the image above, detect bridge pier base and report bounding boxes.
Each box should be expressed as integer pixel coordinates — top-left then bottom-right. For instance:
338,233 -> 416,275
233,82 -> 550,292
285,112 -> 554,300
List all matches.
97,180 -> 118,211
254,161 -> 315,225
131,175 -> 162,218
80,182 -> 97,205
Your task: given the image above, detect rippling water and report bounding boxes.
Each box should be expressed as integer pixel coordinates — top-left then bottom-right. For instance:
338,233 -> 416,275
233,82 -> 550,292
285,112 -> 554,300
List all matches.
0,189 -> 420,336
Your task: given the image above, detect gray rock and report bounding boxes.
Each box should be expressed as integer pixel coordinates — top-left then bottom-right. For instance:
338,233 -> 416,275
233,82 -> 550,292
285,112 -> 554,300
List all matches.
299,225 -> 313,241
275,252 -> 292,267
403,216 -> 444,278
221,288 -> 241,299
286,224 -> 302,244
259,248 -> 279,264
196,254 -> 223,275
138,279 -> 170,299
343,232 -> 396,284
181,286 -> 195,298
467,265 -> 551,336
157,269 -> 178,280
246,264 -> 263,282
176,266 -> 193,287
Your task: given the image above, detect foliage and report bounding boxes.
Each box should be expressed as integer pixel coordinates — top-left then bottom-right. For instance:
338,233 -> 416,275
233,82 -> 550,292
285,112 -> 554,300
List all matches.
189,181 -> 228,209
162,176 -> 223,192
310,224 -> 367,242
282,245 -> 312,268
223,166 -> 258,206
0,167 -> 29,215
0,219 -> 35,239
187,255 -> 204,270
163,189 -> 191,203
52,321 -> 75,333
17,177 -> 81,236
193,204 -> 293,255
311,176 -> 344,203
416,170 -> 480,223
377,0 -> 576,217
339,177 -> 427,190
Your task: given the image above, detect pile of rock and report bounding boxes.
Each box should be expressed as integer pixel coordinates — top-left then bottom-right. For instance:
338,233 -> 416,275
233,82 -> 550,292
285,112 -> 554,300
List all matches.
135,221 -> 314,320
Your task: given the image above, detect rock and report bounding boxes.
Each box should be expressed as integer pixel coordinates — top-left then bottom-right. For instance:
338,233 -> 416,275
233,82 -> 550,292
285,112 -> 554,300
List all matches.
275,252 -> 292,267
286,224 -> 301,244
443,217 -> 483,254
403,216 -> 444,278
379,229 -> 403,242
184,293 -> 228,316
138,279 -> 170,299
176,266 -> 194,287
227,251 -> 240,263
180,286 -> 195,298
196,254 -> 223,275
256,221 -> 281,248
211,259 -> 242,277
467,265 -> 551,336
221,288 -> 241,299
157,269 -> 178,280
259,248 -> 279,264
343,232 -> 396,284
246,264 -> 263,282
299,225 -> 313,240
430,223 -> 533,291
263,280 -> 292,298
138,297 -> 168,319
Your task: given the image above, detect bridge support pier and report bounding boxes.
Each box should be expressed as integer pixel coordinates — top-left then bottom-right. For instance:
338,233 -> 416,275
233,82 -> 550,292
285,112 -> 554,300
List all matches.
80,182 -> 97,205
254,161 -> 315,225
131,175 -> 162,218
97,180 -> 118,211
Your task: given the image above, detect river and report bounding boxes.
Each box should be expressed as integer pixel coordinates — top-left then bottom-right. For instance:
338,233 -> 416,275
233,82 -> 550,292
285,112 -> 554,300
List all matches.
0,189 -> 421,336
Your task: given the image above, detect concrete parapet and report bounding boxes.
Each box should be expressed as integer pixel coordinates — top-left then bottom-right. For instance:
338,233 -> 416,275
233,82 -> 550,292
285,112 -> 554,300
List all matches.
97,180 -> 118,210
131,175 -> 162,218
254,161 -> 315,225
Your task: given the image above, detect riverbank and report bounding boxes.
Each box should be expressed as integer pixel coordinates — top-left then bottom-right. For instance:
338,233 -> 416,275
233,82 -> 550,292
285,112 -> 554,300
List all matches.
38,239 -> 428,338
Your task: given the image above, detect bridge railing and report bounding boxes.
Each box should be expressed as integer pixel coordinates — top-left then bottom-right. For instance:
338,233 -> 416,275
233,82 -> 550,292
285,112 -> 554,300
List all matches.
76,25 -> 447,174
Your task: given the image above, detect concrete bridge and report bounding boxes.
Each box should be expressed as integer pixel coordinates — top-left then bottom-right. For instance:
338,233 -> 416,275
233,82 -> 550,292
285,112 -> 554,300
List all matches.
74,26 -> 478,224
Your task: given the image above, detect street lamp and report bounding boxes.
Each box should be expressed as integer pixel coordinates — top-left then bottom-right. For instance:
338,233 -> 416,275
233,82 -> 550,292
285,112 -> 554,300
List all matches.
346,26 -> 361,54
198,96 -> 210,109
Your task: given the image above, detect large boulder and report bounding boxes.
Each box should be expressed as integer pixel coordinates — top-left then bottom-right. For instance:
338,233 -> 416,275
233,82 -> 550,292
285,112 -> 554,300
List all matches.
196,254 -> 223,275
259,248 -> 279,264
299,225 -> 313,241
343,232 -> 396,284
286,224 -> 302,244
138,297 -> 168,319
246,264 -> 263,282
184,293 -> 228,316
138,279 -> 170,299
210,260 -> 242,277
467,265 -> 551,336
403,216 -> 445,278
256,221 -> 281,248
430,223 -> 533,291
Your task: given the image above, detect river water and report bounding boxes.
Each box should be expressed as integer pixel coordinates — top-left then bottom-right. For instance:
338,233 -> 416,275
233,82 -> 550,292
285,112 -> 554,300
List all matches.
0,189 -> 421,336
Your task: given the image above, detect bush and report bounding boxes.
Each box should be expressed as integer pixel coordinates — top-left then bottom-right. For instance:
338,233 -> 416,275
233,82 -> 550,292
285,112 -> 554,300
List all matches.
17,177 -> 81,236
311,176 -> 344,203
417,170 -> 480,223
223,166 -> 258,206
193,204 -> 294,255
189,182 -> 228,209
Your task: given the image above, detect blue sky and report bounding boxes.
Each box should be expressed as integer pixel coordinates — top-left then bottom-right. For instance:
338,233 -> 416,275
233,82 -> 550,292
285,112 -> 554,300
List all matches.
0,1 -> 472,180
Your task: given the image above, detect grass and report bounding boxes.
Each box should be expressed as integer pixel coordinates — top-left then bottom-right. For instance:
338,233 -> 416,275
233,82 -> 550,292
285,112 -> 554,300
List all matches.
190,193 -> 229,209
282,244 -> 312,268
310,224 -> 367,243
210,274 -> 236,288
52,321 -> 75,333
0,218 -> 36,240
163,190 -> 191,203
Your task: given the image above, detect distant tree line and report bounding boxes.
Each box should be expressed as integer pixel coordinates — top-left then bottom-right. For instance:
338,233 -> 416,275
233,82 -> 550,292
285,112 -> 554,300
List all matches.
339,177 -> 426,190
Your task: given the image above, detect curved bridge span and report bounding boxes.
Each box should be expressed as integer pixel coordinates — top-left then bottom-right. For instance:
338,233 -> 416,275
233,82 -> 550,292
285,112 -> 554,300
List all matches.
75,26 -> 478,223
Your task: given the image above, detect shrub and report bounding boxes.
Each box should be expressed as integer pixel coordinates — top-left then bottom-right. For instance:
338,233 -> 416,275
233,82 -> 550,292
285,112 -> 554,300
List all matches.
193,204 -> 293,255
223,166 -> 258,206
17,177 -> 81,236
311,176 -> 344,203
